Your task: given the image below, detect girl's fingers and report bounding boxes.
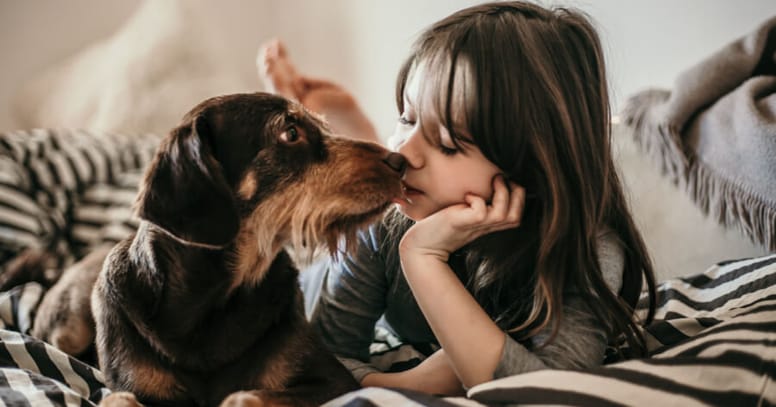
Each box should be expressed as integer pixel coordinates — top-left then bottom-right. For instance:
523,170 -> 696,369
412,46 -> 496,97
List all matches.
489,175 -> 509,221
462,180 -> 525,232
464,194 -> 487,223
507,183 -> 525,226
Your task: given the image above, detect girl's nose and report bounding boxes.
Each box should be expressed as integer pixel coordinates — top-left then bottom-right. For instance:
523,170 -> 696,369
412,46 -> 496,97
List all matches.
392,131 -> 424,168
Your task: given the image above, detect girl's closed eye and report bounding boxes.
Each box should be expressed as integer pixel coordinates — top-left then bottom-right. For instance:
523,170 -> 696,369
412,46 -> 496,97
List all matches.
439,141 -> 458,156
398,112 -> 416,126
438,126 -> 462,156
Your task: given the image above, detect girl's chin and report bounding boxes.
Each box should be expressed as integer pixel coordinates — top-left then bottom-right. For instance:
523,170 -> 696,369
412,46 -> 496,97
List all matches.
393,202 -> 429,222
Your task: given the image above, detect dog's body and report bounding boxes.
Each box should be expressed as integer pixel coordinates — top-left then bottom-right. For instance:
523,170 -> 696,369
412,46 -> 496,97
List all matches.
89,93 -> 405,406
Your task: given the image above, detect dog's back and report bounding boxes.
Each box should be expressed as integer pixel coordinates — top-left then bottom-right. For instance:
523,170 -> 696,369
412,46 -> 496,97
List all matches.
92,93 -> 404,406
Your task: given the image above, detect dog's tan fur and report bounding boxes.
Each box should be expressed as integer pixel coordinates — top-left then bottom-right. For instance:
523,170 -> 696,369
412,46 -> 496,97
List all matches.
237,172 -> 259,200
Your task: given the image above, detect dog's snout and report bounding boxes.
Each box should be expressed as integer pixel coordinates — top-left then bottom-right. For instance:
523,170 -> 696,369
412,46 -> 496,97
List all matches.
383,152 -> 407,174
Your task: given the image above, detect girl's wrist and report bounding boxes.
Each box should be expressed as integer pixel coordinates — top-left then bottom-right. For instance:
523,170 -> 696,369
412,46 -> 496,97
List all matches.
399,235 -> 451,264
399,247 -> 450,272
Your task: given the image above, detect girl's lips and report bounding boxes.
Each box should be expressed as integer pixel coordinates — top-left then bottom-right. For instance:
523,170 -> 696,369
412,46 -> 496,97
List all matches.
393,181 -> 422,205
402,181 -> 423,195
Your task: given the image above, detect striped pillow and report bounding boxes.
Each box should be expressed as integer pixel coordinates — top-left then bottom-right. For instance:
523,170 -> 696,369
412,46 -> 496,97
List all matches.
466,254 -> 776,406
0,129 -> 158,275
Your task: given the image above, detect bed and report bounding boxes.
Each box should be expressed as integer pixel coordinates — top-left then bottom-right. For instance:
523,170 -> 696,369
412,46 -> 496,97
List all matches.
0,120 -> 772,406
0,202 -> 774,406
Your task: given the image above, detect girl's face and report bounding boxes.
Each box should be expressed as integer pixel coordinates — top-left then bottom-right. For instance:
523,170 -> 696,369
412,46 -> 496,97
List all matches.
388,66 -> 502,221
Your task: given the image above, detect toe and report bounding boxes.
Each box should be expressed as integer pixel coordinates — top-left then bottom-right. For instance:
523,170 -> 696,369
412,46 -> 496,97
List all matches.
257,39 -> 300,100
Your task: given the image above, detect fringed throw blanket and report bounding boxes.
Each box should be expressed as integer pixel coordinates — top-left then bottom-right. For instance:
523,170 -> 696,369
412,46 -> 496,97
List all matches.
622,16 -> 776,250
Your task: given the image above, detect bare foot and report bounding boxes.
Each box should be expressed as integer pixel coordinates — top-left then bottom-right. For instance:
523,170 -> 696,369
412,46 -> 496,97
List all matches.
257,39 -> 380,144
258,39 -> 304,101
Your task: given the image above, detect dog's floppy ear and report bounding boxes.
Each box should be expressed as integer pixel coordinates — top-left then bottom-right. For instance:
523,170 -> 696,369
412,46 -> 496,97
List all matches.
136,114 -> 239,247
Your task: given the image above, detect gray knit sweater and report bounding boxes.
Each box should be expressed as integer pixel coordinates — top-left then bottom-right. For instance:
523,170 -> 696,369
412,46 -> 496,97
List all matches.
307,223 -> 624,383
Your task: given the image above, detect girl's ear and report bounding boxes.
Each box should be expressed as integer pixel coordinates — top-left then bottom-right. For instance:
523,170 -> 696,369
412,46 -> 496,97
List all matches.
135,115 -> 240,247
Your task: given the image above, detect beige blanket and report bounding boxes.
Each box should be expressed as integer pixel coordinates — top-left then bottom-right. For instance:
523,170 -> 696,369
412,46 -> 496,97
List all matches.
622,16 -> 776,251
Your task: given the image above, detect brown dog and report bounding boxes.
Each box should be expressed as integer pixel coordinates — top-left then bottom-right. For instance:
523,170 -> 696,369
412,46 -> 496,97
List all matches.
91,92 -> 405,406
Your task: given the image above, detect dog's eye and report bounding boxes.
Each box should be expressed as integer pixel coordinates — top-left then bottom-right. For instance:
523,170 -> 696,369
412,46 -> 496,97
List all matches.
280,126 -> 300,143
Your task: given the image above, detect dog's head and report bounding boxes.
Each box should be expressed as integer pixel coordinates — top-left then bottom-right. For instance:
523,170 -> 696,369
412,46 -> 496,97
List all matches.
135,92 -> 405,257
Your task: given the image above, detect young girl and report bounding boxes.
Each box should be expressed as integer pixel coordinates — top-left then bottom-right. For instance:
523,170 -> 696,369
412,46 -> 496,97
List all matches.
260,1 -> 657,396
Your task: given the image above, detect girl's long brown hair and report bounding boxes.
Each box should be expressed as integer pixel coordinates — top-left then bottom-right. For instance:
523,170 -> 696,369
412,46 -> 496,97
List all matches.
388,1 -> 657,355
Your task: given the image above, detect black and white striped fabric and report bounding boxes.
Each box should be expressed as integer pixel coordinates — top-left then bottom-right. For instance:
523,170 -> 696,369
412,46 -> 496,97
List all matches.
0,128 -> 774,406
0,282 -> 109,406
0,128 -> 157,273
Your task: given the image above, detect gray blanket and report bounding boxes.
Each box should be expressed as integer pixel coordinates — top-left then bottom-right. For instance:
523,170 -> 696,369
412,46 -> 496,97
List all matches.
622,16 -> 776,251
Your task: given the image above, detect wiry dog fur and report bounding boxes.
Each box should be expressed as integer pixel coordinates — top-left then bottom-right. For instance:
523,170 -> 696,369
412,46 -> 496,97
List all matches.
91,92 -> 405,406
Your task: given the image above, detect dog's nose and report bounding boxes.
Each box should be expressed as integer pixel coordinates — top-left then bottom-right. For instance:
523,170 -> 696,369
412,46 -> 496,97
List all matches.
383,152 -> 407,174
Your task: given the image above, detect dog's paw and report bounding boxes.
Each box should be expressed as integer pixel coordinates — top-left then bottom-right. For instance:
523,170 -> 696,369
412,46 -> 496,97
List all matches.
219,391 -> 265,407
99,392 -> 144,407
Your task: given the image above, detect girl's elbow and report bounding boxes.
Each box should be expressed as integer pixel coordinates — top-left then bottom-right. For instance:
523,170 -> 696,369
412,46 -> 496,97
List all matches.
460,369 -> 495,389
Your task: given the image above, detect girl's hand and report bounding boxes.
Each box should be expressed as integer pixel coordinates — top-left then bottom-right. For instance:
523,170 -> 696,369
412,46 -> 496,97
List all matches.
361,350 -> 465,396
400,175 -> 525,261
410,349 -> 467,396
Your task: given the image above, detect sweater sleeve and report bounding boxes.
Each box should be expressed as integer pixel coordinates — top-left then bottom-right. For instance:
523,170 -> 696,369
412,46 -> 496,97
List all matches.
309,224 -> 389,382
493,230 -> 626,379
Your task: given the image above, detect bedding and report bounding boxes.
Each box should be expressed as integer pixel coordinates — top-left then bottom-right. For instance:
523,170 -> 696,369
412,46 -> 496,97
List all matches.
0,128 -> 156,279
621,15 -> 776,252
0,254 -> 772,406
0,129 -> 773,406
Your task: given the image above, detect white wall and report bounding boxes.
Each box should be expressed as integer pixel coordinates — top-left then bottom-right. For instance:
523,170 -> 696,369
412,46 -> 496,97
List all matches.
0,0 -> 775,138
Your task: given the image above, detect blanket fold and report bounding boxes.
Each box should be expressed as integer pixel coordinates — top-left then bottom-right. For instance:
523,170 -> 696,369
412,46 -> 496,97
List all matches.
622,16 -> 776,251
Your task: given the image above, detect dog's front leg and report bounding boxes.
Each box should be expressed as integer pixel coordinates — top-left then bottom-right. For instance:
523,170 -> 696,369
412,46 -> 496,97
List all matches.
32,244 -> 112,356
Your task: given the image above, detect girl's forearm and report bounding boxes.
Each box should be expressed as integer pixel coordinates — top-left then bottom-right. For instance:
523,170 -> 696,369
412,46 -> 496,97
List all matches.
361,351 -> 466,396
361,371 -> 407,388
401,254 -> 506,388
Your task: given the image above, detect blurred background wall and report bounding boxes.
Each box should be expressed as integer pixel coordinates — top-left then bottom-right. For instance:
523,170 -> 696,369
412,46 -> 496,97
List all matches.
0,0 -> 773,279
1,0 -> 774,138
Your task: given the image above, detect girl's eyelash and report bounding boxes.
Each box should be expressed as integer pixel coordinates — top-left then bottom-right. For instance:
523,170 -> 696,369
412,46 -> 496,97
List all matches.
440,145 -> 458,156
397,113 -> 458,155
